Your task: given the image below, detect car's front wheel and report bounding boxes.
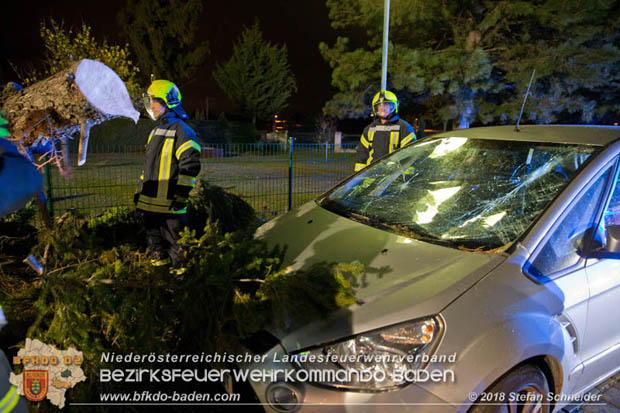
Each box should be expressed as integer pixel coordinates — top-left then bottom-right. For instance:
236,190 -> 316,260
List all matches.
470,364 -> 550,413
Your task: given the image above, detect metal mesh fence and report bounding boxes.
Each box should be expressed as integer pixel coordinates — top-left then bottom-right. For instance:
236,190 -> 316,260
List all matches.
45,140 -> 357,221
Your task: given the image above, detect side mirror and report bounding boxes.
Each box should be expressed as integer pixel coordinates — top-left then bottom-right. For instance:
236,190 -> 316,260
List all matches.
576,224 -> 620,260
606,225 -> 620,254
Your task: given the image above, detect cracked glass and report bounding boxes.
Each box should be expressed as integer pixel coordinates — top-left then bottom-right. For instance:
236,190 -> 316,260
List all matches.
320,137 -> 599,252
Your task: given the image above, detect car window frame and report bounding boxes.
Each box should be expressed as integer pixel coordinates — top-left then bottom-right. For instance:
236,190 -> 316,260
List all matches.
599,158 -> 620,226
523,157 -> 618,281
586,156 -> 620,267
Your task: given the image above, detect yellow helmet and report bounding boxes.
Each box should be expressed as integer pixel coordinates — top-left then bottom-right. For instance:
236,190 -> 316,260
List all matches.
145,80 -> 182,108
143,80 -> 183,120
371,90 -> 398,119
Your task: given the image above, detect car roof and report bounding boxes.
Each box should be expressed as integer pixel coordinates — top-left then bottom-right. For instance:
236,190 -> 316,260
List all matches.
432,125 -> 620,146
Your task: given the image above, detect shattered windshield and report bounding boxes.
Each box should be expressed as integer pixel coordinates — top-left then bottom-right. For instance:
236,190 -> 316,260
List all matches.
319,137 -> 599,251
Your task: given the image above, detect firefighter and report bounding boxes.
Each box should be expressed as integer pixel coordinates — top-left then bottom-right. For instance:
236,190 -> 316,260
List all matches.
355,90 -> 416,172
0,306 -> 26,413
0,112 -> 28,413
0,113 -> 43,218
135,80 -> 201,276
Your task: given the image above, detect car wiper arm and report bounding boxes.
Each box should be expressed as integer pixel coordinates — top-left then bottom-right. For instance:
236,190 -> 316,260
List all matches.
376,220 -> 438,242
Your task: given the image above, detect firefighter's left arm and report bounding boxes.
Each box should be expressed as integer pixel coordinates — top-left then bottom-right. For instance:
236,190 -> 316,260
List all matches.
399,122 -> 416,147
174,126 -> 202,199
355,128 -> 371,172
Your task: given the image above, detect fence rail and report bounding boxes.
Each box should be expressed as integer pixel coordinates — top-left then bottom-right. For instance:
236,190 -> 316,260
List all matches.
45,140 -> 357,221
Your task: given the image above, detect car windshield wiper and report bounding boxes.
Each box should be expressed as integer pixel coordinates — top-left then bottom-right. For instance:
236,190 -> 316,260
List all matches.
373,220 -> 439,242
319,198 -> 361,219
323,204 -> 396,229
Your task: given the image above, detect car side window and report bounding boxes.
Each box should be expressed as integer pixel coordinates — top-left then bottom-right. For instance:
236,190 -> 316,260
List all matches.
529,168 -> 611,277
603,168 -> 620,228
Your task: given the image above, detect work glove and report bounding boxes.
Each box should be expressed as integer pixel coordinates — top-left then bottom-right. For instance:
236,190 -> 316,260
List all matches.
169,196 -> 187,212
133,192 -> 140,205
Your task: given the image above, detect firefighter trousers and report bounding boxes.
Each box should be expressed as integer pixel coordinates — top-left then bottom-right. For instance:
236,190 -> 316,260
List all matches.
143,211 -> 188,267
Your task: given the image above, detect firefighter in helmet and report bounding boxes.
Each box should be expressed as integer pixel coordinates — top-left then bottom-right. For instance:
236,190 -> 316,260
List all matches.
355,90 -> 416,172
135,80 -> 201,276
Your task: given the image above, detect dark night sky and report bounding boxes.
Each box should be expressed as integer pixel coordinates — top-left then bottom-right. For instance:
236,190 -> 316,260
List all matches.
0,0 -> 339,120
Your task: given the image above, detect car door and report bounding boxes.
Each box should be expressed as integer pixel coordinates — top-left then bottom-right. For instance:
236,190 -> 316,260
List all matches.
525,165 -> 613,393
580,157 -> 620,388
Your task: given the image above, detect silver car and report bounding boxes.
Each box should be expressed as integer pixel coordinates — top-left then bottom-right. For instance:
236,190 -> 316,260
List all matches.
243,125 -> 620,413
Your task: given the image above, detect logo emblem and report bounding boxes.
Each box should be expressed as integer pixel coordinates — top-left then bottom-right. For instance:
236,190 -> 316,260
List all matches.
24,370 -> 48,402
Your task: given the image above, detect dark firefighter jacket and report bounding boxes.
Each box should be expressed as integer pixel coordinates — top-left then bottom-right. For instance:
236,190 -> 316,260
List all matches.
136,111 -> 201,214
0,350 -> 25,412
355,116 -> 416,172
0,306 -> 26,412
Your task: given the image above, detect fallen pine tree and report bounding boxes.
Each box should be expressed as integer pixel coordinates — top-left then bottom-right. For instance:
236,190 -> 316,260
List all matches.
0,180 -> 362,410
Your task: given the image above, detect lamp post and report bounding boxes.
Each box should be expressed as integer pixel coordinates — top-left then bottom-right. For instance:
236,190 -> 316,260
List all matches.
381,0 -> 390,91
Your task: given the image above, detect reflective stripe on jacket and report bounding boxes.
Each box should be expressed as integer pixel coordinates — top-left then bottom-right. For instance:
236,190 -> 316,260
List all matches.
355,116 -> 416,171
136,112 -> 201,214
0,350 -> 25,413
0,386 -> 19,413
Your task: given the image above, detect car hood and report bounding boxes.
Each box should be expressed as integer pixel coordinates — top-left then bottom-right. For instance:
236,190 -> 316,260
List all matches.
255,201 -> 505,352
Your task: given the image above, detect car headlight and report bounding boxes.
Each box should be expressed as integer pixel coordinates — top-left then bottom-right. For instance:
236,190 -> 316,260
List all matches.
292,317 -> 441,391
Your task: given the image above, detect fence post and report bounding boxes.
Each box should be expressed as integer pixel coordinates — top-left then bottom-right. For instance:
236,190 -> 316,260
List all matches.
44,160 -> 54,218
288,136 -> 294,211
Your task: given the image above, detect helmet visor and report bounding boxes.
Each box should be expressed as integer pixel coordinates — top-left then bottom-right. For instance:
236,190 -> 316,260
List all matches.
374,102 -> 396,118
142,95 -> 152,110
143,95 -> 165,120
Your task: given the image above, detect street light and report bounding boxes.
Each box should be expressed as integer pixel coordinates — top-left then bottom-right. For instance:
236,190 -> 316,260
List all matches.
381,0 -> 390,91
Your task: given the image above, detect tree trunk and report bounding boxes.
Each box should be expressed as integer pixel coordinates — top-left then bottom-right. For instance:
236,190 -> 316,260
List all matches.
457,101 -> 474,129
458,116 -> 470,129
466,30 -> 482,51
1,62 -> 106,146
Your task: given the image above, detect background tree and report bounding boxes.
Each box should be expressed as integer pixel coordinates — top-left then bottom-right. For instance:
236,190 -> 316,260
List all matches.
213,21 -> 297,126
315,114 -> 338,143
12,18 -> 141,97
495,0 -> 620,124
320,0 -> 620,128
117,0 -> 209,83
